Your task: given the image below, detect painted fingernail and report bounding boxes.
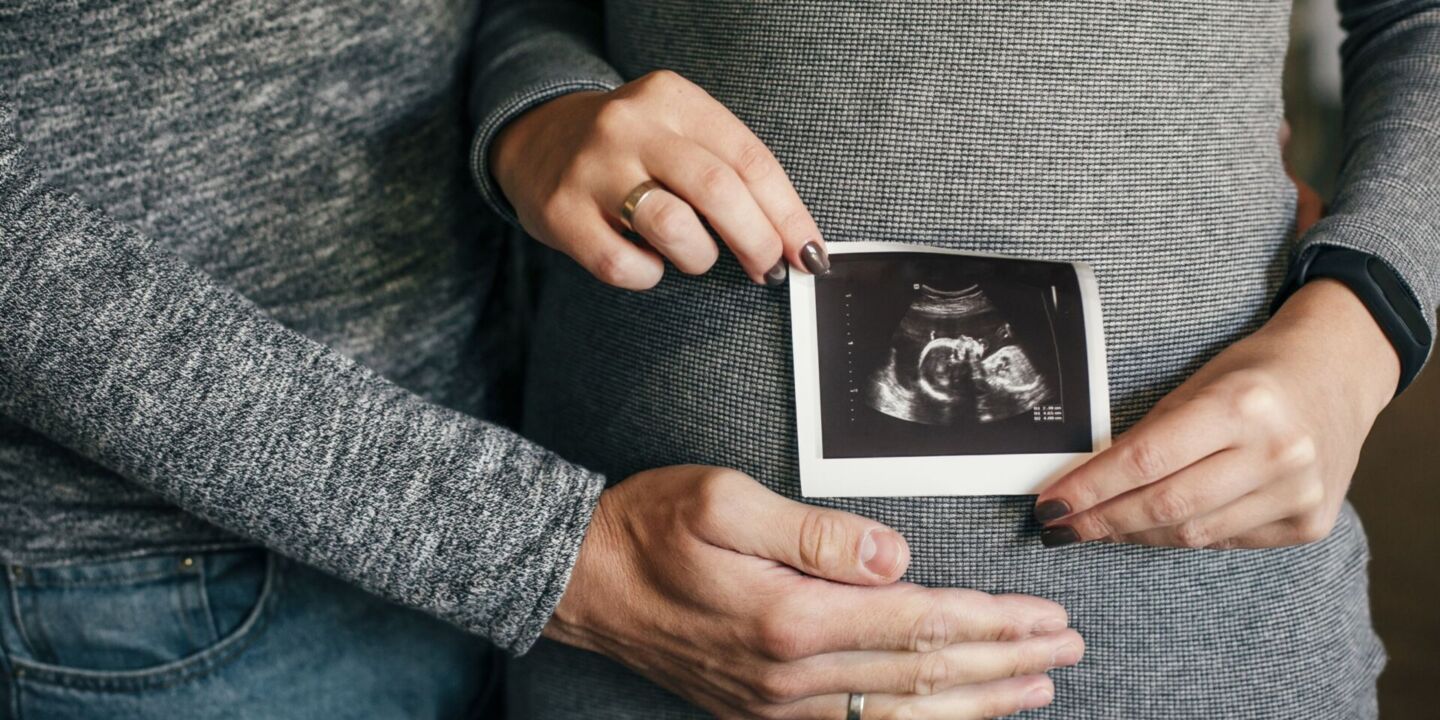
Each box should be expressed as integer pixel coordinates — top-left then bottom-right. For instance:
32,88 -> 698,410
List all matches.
1033,499 -> 1071,524
1050,643 -> 1083,668
861,529 -> 903,577
763,260 -> 788,286
800,241 -> 831,276
1040,526 -> 1081,548
1022,686 -> 1054,710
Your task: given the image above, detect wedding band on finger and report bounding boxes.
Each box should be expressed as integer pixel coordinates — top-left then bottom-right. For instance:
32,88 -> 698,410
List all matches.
846,692 -> 865,720
620,179 -> 666,230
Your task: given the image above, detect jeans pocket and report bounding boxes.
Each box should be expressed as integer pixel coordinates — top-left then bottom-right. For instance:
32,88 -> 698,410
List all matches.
3,549 -> 276,692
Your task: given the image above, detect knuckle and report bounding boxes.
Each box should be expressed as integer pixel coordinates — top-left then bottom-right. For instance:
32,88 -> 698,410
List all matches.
1293,481 -> 1326,513
910,595 -> 955,652
971,589 -> 1030,642
696,162 -> 737,196
590,99 -> 637,141
1172,519 -> 1211,549
1271,432 -> 1318,471
753,666 -> 804,705
1147,486 -> 1193,526
796,509 -> 849,575
754,604 -> 812,659
646,198 -> 694,240
1227,375 -> 1283,424
1291,514 -> 1333,545
690,468 -> 741,522
1076,513 -> 1114,544
911,651 -> 954,696
756,612 -> 808,662
636,68 -> 686,92
734,141 -> 776,182
590,247 -> 646,288
1121,440 -> 1168,480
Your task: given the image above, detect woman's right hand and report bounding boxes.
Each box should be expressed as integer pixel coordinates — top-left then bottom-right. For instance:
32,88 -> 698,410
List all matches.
548,465 -> 1085,719
490,71 -> 830,290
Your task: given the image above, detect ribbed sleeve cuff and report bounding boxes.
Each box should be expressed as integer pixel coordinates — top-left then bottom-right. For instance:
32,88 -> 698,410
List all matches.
469,78 -> 622,227
485,459 -> 607,655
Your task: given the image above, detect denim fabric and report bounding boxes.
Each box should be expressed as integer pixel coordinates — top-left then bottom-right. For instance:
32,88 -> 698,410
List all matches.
0,549 -> 497,719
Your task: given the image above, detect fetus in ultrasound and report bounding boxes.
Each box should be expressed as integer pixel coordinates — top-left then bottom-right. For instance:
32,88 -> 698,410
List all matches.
865,283 -> 1053,425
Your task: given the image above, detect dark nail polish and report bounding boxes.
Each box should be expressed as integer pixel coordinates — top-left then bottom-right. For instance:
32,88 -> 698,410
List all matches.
764,260 -> 788,286
800,242 -> 831,276
1040,526 -> 1081,548
1033,499 -> 1072,524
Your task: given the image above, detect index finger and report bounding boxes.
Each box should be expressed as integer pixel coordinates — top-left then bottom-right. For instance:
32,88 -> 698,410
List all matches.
763,582 -> 1070,659
1033,395 -> 1241,525
686,98 -> 829,276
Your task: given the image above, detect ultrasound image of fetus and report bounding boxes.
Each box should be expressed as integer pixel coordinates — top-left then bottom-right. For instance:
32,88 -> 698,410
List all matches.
866,284 -> 1054,425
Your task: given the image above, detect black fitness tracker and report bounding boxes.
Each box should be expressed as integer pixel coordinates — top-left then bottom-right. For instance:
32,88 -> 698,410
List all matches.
1271,244 -> 1432,395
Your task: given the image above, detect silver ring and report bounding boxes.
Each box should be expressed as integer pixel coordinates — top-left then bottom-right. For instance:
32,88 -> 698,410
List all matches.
620,179 -> 665,230
846,692 -> 865,720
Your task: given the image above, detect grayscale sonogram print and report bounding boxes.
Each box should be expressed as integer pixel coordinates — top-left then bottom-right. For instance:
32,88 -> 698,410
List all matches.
813,251 -> 1093,459
866,283 -> 1054,426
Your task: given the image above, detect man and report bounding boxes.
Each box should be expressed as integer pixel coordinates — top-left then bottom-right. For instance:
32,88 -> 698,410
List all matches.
0,2 -> 1071,718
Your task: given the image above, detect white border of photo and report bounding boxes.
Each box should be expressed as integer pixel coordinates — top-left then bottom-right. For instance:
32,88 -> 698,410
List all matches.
789,242 -> 1112,497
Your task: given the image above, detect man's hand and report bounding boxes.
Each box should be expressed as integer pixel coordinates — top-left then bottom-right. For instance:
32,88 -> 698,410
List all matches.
1032,279 -> 1399,549
552,466 -> 1084,719
491,71 -> 829,289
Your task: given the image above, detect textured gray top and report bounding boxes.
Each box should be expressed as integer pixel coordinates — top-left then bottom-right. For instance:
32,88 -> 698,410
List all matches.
0,0 -> 604,654
471,0 -> 1439,717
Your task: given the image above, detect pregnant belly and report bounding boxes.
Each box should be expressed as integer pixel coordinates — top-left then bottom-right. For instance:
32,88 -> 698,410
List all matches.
521,246 -> 1382,716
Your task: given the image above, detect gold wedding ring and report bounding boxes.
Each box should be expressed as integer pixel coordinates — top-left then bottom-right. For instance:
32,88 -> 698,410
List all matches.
620,179 -> 664,230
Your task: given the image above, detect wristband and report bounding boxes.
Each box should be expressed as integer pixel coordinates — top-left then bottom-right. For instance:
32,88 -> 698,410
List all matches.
1270,245 -> 1431,395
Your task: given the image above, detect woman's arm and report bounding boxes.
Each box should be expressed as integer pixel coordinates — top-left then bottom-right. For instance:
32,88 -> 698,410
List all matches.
0,92 -> 605,653
471,0 -> 832,289
1293,0 -> 1440,349
1033,0 -> 1440,549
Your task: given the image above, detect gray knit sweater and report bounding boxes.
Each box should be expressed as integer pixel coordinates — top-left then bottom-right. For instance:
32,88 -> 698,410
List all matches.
0,0 -> 604,654
469,0 -> 1440,717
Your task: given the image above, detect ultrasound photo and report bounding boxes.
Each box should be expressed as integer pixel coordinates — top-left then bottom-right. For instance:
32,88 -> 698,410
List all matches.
789,243 -> 1110,497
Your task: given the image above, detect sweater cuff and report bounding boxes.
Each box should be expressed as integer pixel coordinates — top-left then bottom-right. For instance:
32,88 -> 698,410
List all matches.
469,78 -> 622,227
482,457 -> 607,655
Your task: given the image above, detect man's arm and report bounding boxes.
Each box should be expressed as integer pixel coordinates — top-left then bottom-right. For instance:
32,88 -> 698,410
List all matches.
0,92 -> 605,654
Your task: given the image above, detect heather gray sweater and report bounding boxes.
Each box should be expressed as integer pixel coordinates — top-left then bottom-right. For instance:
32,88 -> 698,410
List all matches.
0,0 -> 604,654
469,0 -> 1440,717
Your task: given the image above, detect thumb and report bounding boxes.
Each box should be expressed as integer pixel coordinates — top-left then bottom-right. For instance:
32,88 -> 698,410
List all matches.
707,475 -> 911,585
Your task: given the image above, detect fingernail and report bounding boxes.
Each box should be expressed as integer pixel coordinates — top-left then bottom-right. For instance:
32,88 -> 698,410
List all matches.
861,529 -> 902,577
1032,616 -> 1068,634
763,260 -> 788,286
1040,526 -> 1081,548
800,242 -> 831,275
1050,643 -> 1082,668
1033,499 -> 1071,524
1022,686 -> 1054,710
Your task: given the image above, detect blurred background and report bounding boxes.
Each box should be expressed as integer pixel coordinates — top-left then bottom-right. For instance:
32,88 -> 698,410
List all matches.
1285,1 -> 1440,715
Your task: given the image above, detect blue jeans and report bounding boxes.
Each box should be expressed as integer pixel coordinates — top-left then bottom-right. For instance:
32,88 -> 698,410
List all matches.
0,549 -> 497,719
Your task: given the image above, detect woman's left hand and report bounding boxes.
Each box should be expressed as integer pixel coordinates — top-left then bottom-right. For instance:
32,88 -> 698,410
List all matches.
1032,278 -> 1400,549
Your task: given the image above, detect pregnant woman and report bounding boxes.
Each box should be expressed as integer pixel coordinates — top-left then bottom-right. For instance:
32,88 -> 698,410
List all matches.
475,1 -> 1437,717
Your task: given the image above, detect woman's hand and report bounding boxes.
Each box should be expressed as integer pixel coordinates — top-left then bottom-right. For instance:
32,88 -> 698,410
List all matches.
554,465 -> 1084,719
490,70 -> 829,290
1032,279 -> 1400,549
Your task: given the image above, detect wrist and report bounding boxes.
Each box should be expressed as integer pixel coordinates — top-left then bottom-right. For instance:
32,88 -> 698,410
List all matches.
542,485 -> 624,652
1272,278 -> 1399,419
489,90 -> 606,201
